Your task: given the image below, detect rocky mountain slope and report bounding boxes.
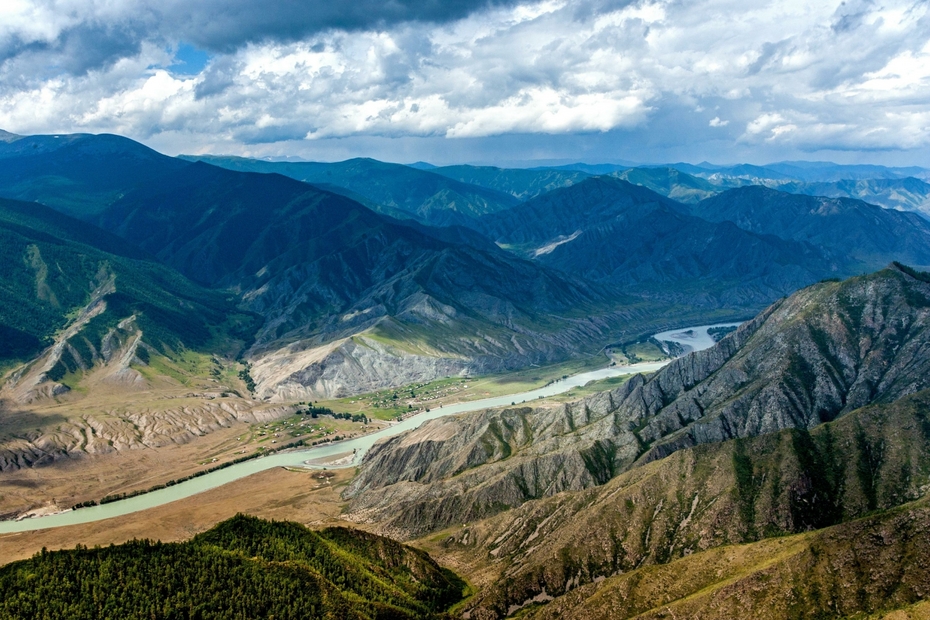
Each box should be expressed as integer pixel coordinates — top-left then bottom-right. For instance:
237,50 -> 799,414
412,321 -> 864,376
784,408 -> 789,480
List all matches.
0,196 -> 257,403
344,264 -> 930,536
339,264 -> 930,619
442,391 -> 930,618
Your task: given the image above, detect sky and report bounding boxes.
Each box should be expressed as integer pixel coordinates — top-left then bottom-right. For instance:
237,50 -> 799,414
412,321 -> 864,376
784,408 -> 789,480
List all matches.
0,0 -> 928,166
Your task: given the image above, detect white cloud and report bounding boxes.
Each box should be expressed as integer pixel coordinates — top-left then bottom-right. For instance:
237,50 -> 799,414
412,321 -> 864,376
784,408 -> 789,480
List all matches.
0,0 -> 928,162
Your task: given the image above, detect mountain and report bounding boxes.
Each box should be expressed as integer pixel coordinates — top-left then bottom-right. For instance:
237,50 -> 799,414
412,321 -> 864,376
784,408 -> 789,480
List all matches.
74,160 -> 683,399
435,160 -> 930,219
764,160 -> 930,182
0,132 -> 703,401
429,164 -> 591,200
0,514 -> 464,619
0,131 -> 187,219
179,155 -> 520,226
471,176 -> 839,307
775,176 -> 930,217
670,160 -> 929,183
692,186 -> 930,271
536,162 -> 635,175
435,391 -> 930,620
0,196 -> 257,403
609,166 -> 722,203
345,263 -> 930,535
342,264 -> 930,618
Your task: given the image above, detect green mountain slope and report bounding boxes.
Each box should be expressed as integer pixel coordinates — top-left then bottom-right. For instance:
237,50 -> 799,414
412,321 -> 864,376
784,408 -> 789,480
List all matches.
180,155 -> 520,226
471,176 -> 838,307
0,197 -> 258,401
0,131 -> 187,219
692,186 -> 930,270
0,514 -> 464,620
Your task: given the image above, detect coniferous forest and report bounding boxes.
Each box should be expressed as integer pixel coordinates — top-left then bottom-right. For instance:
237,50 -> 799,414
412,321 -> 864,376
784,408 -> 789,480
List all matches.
0,515 -> 465,619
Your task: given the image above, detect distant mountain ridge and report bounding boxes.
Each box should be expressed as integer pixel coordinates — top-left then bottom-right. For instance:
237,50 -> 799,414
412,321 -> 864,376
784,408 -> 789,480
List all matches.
179,154 -> 520,227
692,185 -> 930,270
0,131 -> 187,218
469,176 -> 840,306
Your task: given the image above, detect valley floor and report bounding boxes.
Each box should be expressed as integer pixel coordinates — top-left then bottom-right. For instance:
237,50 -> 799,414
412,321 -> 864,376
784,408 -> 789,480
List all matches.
0,347 -> 669,522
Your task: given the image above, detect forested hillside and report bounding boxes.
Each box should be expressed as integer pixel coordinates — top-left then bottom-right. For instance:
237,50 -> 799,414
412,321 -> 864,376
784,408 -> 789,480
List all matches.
0,515 -> 465,620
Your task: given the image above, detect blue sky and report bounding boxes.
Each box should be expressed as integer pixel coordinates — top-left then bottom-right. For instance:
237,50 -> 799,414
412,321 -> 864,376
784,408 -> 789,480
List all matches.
0,0 -> 928,166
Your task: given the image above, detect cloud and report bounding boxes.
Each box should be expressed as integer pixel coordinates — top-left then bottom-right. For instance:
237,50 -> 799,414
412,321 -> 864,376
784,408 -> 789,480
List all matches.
0,0 -> 928,164
0,0 -> 522,75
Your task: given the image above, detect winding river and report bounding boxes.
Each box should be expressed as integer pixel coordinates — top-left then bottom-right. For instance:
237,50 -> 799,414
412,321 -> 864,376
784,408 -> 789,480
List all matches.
0,322 -> 740,533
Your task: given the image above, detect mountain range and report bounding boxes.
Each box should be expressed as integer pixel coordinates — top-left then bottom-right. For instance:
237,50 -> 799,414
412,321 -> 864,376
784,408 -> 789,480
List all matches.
470,177 -> 841,306
2,130 -> 930,402
180,154 -> 520,227
3,129 -> 930,618
194,150 -> 930,217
